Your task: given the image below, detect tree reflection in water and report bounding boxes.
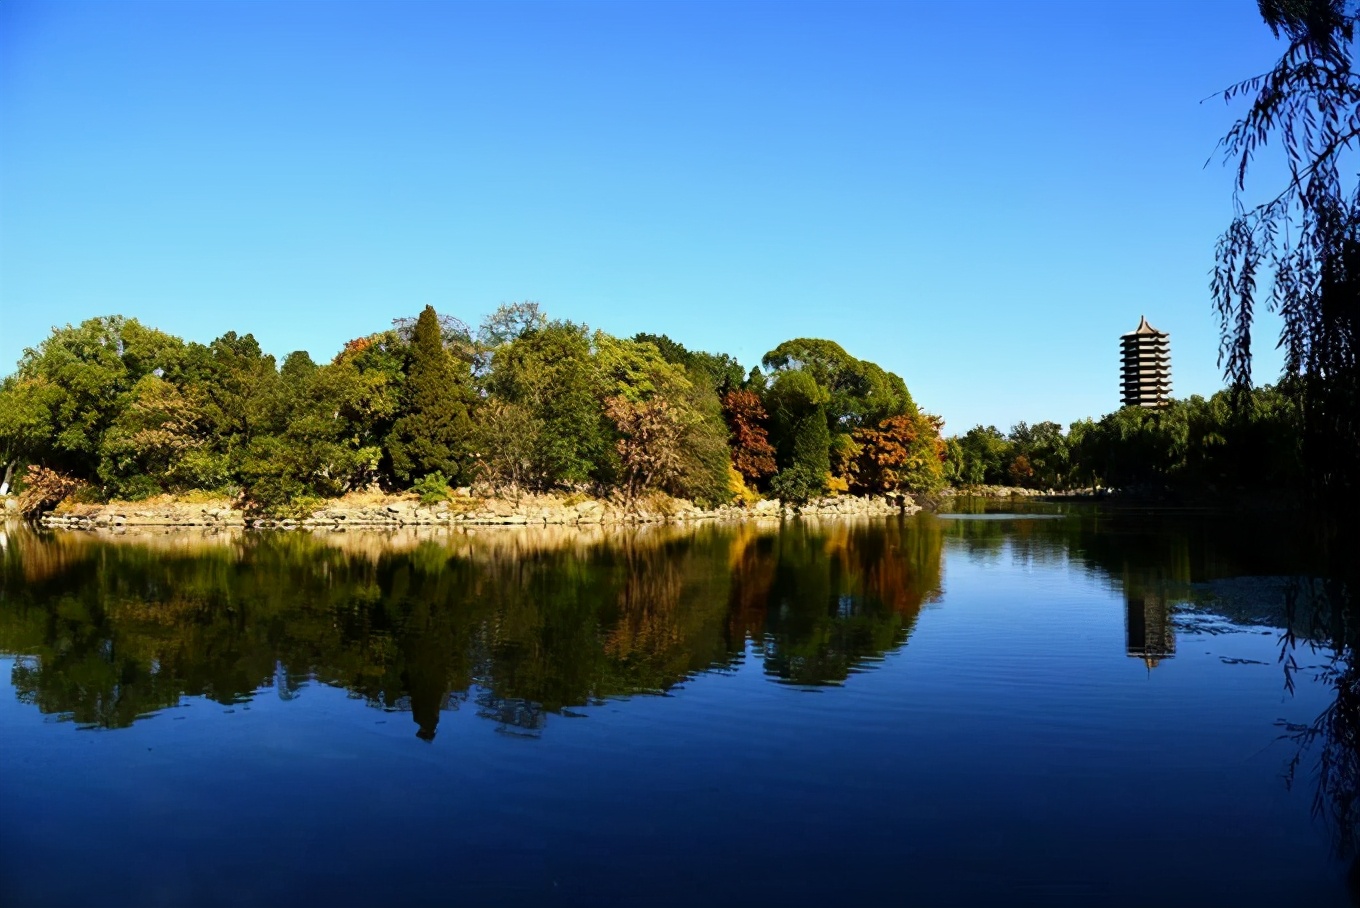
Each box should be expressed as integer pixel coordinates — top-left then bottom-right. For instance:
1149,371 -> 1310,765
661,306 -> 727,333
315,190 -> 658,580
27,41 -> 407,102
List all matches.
3,502 -> 1355,861
0,519 -> 944,737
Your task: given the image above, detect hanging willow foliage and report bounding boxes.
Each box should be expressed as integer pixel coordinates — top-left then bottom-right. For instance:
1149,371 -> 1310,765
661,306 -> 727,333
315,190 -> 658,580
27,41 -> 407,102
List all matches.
1211,0 -> 1360,513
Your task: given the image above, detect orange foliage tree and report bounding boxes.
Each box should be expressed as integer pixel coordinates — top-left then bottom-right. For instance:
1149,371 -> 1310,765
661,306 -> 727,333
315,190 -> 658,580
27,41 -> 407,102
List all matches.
721,389 -> 776,486
847,412 -> 946,495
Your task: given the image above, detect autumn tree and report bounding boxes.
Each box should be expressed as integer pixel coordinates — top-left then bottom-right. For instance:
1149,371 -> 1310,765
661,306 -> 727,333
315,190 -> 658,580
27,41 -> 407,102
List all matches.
603,395 -> 686,502
386,306 -> 476,484
722,389 -> 777,486
848,412 -> 946,495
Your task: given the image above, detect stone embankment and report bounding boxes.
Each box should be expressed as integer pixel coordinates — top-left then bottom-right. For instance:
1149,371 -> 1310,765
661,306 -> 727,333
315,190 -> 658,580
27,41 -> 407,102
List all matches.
39,504 -> 245,530
38,493 -> 918,531
939,485 -> 1053,499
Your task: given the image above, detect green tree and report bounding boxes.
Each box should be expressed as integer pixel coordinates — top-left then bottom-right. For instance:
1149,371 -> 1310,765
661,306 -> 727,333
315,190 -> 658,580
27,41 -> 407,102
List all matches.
486,320 -> 612,489
762,338 -> 914,430
178,331 -> 279,475
98,375 -> 222,497
0,376 -> 57,494
240,352 -> 381,512
951,425 -> 1012,486
13,317 -> 187,479
1007,421 -> 1070,490
386,306 -> 476,484
766,370 -> 831,502
471,399 -> 546,497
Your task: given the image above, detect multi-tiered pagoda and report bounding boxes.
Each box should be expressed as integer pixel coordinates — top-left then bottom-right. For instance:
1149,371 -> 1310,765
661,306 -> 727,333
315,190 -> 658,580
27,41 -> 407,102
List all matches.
1120,316 -> 1171,408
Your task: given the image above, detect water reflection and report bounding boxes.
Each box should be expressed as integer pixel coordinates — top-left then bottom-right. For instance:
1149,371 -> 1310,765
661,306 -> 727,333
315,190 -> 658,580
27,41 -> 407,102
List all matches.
0,506 -> 1322,739
1125,589 -> 1175,668
0,519 -> 944,737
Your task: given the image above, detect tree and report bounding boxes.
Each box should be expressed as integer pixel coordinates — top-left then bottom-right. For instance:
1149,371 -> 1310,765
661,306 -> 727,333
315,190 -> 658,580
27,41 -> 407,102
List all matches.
0,376 -> 57,494
471,399 -> 545,497
765,370 -> 831,502
13,317 -> 187,479
951,425 -> 1012,486
239,351 -> 382,512
1006,421 -> 1069,490
386,306 -> 476,483
722,389 -> 777,486
486,320 -> 612,489
595,334 -> 732,505
848,412 -> 947,495
98,375 -> 220,497
603,395 -> 686,502
178,331 -> 279,474
633,333 -> 745,394
762,338 -> 914,430
1211,0 -> 1359,555
478,301 -> 547,349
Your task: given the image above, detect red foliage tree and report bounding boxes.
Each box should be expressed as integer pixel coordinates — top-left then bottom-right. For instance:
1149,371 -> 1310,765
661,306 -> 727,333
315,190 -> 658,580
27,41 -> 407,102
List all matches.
721,389 -> 777,485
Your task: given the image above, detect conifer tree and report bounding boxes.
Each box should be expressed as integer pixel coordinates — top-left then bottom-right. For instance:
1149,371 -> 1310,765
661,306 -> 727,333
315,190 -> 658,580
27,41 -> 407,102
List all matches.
387,306 -> 474,483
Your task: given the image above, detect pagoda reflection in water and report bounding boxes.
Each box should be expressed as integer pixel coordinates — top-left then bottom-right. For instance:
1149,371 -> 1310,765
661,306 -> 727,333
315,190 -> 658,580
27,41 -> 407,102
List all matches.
1125,588 -> 1175,669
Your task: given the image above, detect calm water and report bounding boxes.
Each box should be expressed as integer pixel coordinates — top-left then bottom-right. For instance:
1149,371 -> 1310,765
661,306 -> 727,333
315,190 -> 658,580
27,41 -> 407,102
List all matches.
0,503 -> 1349,906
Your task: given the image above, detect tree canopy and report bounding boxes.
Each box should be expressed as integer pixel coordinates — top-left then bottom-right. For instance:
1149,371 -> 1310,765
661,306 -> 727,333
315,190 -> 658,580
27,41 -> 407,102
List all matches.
0,309 -> 944,513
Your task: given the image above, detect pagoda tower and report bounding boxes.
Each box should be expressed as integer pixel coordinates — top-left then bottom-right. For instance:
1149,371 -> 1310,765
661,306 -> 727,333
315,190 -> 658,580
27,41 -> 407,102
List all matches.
1120,316 -> 1171,408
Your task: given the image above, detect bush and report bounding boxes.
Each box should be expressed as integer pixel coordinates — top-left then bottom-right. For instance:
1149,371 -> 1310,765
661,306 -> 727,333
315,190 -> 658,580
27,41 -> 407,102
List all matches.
111,474 -> 161,501
769,463 -> 826,504
412,472 -> 452,505
728,463 -> 758,506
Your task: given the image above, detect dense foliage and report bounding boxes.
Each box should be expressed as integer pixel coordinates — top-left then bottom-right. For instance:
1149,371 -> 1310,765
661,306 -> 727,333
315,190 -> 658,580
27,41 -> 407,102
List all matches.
0,310 -> 945,512
944,385 -> 1304,496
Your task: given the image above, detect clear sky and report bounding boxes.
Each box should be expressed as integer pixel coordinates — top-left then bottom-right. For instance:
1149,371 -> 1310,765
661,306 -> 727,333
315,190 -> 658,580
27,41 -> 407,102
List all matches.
0,0 -> 1293,433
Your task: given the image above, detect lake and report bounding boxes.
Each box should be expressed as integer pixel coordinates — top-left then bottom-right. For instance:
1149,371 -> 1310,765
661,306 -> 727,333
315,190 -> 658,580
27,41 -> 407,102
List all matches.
0,502 -> 1350,906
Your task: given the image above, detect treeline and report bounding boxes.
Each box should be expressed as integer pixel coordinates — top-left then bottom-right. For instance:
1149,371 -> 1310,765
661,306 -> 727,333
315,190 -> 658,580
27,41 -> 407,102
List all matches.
0,304 -> 947,514
945,385 -> 1303,495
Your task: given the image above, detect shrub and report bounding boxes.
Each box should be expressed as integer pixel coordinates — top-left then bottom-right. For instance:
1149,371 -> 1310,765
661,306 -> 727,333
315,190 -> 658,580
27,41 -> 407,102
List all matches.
769,463 -> 826,504
412,472 -> 452,505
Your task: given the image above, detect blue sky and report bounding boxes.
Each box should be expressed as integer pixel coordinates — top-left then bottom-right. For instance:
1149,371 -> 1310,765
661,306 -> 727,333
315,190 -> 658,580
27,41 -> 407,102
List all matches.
0,0 -> 1291,432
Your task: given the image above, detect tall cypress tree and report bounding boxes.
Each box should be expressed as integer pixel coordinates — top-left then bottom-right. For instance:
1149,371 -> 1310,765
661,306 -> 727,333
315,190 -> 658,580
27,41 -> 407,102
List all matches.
387,306 -> 474,483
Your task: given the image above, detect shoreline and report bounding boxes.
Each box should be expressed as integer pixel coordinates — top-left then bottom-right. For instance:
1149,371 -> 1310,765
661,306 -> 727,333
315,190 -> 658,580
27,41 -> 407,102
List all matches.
30,491 -> 921,532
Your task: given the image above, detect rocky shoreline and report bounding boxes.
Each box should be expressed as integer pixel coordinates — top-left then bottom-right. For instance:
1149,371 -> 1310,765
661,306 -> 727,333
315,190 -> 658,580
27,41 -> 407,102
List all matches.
35,492 -> 919,532
937,485 -> 1056,498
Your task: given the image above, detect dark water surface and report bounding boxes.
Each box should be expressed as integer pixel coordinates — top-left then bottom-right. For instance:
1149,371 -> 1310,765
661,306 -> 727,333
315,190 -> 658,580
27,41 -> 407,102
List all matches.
0,503 -> 1348,906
